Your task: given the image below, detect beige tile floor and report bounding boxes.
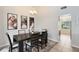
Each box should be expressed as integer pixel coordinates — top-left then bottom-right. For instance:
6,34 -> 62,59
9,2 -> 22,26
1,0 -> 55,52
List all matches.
49,34 -> 79,52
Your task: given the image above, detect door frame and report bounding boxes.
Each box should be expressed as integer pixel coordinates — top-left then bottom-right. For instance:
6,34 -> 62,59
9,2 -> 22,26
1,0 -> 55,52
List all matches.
58,14 -> 72,41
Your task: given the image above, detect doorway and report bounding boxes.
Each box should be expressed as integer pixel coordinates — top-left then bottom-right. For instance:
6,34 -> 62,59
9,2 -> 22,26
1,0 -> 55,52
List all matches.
58,14 -> 72,51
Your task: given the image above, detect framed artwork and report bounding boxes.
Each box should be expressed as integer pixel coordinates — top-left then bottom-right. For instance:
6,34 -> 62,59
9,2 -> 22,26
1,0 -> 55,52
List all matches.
29,17 -> 34,32
7,13 -> 17,30
21,15 -> 27,29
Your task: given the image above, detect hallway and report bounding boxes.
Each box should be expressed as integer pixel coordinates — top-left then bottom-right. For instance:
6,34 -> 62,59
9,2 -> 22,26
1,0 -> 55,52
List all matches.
49,35 -> 79,52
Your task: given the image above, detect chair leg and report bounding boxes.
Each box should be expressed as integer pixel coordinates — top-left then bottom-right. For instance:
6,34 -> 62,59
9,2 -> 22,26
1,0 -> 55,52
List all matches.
45,43 -> 47,47
37,43 -> 39,52
25,44 -> 27,51
9,49 -> 10,52
29,47 -> 32,52
41,43 -> 43,49
9,47 -> 12,52
37,46 -> 39,52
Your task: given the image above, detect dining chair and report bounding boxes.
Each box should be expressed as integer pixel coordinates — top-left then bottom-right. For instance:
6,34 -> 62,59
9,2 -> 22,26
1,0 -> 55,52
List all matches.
38,30 -> 48,49
6,33 -> 18,52
25,33 -> 40,52
18,30 -> 27,50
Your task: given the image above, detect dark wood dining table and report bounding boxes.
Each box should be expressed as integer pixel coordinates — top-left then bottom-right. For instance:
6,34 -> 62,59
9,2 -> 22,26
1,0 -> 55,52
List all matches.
13,32 -> 40,52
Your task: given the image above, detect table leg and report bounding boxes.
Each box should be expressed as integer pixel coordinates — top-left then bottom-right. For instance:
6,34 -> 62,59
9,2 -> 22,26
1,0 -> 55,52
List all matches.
19,41 -> 24,52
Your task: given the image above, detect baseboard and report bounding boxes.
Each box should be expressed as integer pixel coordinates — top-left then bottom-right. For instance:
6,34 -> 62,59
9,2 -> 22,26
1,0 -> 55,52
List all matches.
71,44 -> 79,49
0,43 -> 9,49
48,37 -> 59,43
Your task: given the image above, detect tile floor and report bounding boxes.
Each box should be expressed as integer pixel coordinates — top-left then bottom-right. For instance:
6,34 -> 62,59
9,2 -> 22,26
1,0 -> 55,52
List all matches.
49,34 -> 79,52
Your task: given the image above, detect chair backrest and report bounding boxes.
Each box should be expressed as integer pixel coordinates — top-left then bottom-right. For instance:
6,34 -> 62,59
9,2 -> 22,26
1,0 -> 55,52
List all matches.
6,33 -> 12,48
41,31 -> 48,44
18,30 -> 26,34
31,33 -> 40,39
42,31 -> 47,39
30,33 -> 40,45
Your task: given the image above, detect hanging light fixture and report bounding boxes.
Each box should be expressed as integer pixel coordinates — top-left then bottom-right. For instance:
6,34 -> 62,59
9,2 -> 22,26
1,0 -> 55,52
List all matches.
29,10 -> 37,15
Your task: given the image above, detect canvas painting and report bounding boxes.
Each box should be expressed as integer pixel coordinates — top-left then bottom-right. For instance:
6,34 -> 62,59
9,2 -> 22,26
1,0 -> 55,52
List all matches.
21,15 -> 27,29
7,13 -> 17,30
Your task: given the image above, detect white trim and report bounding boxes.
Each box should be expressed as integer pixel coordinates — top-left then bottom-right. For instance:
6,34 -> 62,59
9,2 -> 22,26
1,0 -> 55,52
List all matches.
71,44 -> 79,49
0,43 -> 9,49
48,37 -> 59,42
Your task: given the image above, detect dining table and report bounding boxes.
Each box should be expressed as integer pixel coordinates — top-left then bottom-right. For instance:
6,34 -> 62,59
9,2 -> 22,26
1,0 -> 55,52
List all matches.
13,32 -> 40,52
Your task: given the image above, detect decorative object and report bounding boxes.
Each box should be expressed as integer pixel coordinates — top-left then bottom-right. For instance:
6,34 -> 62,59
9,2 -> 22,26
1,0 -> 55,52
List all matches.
7,13 -> 17,30
21,15 -> 27,29
29,17 -> 34,33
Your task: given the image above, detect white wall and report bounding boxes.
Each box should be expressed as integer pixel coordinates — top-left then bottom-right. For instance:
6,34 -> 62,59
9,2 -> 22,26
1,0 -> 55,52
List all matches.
0,7 -> 8,48
0,6 -> 36,48
35,6 -> 60,42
